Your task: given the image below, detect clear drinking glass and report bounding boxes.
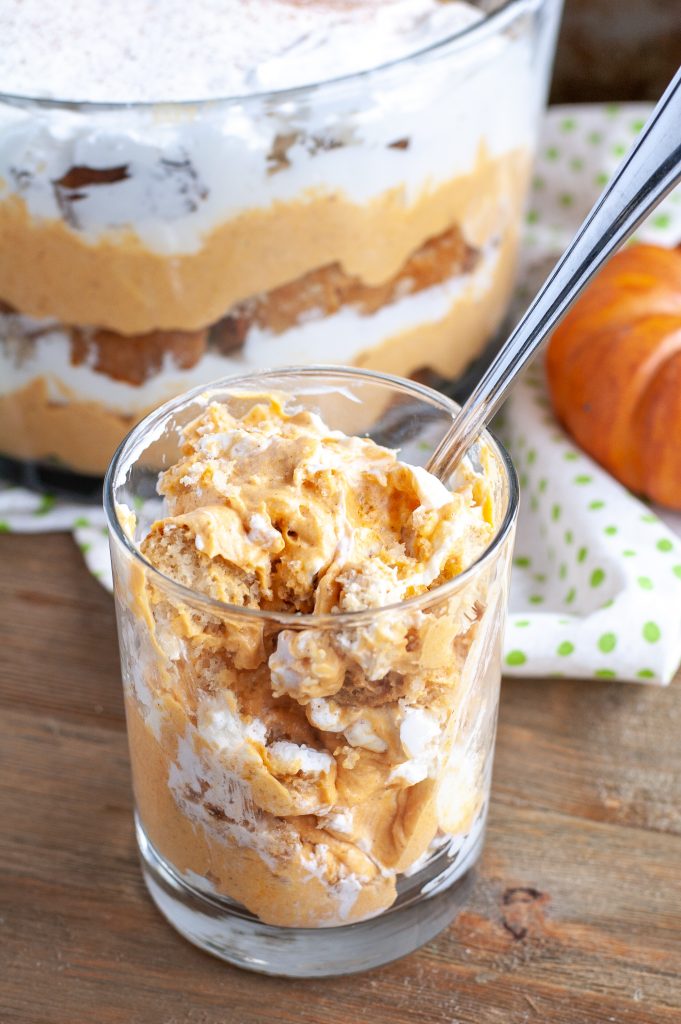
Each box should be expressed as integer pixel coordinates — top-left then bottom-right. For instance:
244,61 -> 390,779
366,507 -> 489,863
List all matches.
105,366 -> 518,976
1,0 -> 561,480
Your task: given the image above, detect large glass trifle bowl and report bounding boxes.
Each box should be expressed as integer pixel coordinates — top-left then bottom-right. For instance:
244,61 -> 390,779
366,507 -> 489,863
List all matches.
0,0 -> 562,479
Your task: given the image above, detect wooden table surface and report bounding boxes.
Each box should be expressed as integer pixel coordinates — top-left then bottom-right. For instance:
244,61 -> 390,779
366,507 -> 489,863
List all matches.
2,532 -> 681,1024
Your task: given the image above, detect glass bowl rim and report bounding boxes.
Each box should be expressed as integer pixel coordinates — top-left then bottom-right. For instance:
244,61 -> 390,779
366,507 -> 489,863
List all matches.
104,364 -> 519,628
0,0 -> 546,111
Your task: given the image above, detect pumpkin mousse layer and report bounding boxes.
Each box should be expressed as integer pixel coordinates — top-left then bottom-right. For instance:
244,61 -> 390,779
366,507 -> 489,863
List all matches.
0,150 -> 527,333
119,396 -> 498,926
0,216 -> 521,474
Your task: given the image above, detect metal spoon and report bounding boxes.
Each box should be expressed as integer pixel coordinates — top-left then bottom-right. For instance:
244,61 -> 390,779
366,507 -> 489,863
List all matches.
426,66 -> 681,482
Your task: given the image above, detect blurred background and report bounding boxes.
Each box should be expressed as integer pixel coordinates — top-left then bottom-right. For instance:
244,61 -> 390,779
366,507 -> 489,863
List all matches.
552,0 -> 680,101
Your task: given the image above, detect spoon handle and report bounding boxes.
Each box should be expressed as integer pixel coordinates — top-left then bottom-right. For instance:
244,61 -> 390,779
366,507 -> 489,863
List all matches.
427,66 -> 681,482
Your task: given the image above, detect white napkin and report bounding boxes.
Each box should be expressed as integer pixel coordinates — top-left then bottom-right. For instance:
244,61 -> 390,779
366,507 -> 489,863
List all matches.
0,483 -> 111,584
499,365 -> 681,682
3,104 -> 681,682
498,102 -> 681,682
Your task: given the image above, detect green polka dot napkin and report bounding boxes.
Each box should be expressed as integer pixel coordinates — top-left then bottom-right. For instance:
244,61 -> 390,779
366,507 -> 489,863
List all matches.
2,104 -> 680,683
498,363 -> 681,683
0,484 -> 111,583
498,103 -> 681,683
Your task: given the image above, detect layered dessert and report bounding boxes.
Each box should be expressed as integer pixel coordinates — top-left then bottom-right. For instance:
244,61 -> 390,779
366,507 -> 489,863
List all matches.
0,0 -> 560,475
116,394 -> 508,927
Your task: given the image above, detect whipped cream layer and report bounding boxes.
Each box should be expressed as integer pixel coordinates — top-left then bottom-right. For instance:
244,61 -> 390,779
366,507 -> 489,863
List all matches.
0,2 -> 542,254
0,0 -> 484,102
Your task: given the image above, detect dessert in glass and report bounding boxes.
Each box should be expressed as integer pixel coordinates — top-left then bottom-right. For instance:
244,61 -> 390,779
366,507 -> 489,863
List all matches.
105,366 -> 518,975
0,0 -> 562,478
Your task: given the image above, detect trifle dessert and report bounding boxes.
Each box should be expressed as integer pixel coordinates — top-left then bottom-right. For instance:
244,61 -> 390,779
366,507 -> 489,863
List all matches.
106,368 -> 518,974
0,0 -> 561,476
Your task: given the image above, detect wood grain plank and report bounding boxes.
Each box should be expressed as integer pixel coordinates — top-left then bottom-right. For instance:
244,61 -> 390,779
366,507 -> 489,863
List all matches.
1,533 -> 124,729
2,533 -> 680,1024
494,679 -> 681,835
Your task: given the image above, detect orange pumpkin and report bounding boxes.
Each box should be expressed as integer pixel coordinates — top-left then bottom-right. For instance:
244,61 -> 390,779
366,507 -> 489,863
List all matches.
546,243 -> 681,510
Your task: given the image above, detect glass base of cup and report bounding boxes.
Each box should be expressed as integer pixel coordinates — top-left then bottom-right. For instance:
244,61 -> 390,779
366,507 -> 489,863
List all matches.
135,813 -> 485,977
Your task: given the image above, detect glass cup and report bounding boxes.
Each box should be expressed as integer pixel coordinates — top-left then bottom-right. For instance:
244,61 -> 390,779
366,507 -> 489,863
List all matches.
1,0 -> 561,481
105,366 -> 518,976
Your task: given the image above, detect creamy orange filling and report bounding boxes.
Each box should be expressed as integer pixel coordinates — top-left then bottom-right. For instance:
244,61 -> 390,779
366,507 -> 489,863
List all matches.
0,378 -> 136,475
0,222 -> 476,386
0,227 -> 518,474
117,398 -> 499,926
0,148 -> 529,333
